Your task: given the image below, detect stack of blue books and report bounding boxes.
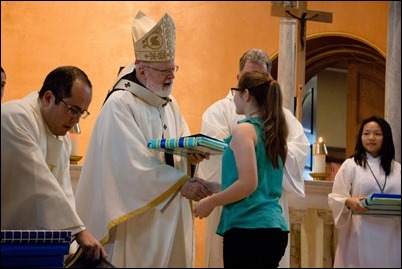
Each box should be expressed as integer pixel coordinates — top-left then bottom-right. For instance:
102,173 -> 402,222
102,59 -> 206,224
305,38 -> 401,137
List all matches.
147,133 -> 228,157
358,193 -> 401,216
1,230 -> 71,268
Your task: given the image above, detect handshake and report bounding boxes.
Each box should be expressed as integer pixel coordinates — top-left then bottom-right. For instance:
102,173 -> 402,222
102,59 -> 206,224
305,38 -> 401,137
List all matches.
180,177 -> 220,202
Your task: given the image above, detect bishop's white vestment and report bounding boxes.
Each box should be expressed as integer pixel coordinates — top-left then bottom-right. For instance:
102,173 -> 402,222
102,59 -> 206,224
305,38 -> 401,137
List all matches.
74,62 -> 194,268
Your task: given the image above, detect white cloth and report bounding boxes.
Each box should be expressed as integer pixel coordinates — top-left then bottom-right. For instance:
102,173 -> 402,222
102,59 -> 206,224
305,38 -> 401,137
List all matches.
74,62 -> 194,268
328,154 -> 401,268
196,91 -> 309,268
1,92 -> 84,233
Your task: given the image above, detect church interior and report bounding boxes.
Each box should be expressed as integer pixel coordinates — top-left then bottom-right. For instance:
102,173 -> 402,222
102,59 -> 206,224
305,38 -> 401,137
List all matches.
1,1 -> 400,268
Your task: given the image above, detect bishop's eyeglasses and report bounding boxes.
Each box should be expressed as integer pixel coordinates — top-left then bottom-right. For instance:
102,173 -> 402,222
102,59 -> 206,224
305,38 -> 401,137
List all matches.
54,92 -> 90,119
143,65 -> 179,75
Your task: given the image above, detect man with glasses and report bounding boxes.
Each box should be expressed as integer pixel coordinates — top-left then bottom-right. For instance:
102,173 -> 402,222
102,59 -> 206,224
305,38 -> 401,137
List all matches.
196,49 -> 310,268
74,11 -> 213,268
1,66 -> 107,262
53,92 -> 90,119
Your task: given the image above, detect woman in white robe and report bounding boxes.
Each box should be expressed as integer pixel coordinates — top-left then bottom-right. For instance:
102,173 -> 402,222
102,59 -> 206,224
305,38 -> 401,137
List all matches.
328,116 -> 401,268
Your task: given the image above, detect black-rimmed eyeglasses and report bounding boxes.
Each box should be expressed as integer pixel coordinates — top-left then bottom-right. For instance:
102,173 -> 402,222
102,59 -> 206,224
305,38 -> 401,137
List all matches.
143,65 -> 179,75
231,87 -> 240,96
54,93 -> 90,119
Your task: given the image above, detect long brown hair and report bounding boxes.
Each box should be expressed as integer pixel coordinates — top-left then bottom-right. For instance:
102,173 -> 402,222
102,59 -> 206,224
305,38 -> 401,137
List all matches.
238,71 -> 288,168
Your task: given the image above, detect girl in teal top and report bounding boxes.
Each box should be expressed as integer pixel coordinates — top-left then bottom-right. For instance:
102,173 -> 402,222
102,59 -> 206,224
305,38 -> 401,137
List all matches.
194,71 -> 289,268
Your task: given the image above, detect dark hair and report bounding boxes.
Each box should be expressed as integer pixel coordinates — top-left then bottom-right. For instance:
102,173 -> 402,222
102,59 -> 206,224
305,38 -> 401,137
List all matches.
38,66 -> 92,102
238,71 -> 288,168
239,49 -> 272,74
353,115 -> 395,175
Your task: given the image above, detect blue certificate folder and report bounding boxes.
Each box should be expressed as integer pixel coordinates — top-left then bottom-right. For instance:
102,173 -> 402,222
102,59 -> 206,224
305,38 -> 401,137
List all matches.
358,193 -> 401,216
147,134 -> 228,156
1,230 -> 71,268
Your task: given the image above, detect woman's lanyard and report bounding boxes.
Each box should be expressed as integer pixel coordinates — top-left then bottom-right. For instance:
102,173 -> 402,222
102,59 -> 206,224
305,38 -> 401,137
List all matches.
367,162 -> 387,193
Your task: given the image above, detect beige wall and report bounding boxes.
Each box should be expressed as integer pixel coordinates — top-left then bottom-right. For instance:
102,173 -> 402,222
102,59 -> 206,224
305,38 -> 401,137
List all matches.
1,1 -> 388,158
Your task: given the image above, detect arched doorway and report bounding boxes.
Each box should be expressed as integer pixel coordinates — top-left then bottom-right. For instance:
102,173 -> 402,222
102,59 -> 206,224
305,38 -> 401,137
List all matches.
271,34 -> 386,163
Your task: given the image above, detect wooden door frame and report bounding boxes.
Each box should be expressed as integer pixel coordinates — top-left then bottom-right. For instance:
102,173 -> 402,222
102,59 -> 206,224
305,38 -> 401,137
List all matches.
272,33 -> 386,89
271,33 -> 386,159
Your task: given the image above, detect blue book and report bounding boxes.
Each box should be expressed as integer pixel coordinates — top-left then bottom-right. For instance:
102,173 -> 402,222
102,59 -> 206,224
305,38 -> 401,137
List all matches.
2,255 -> 65,268
1,244 -> 70,268
1,243 -> 70,255
1,230 -> 71,244
1,230 -> 71,268
358,193 -> 401,216
147,133 -> 228,156
354,210 -> 401,216
360,193 -> 401,207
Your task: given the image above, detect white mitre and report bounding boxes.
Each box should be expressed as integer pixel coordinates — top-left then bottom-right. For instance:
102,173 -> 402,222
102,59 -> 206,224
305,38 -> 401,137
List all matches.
132,11 -> 176,61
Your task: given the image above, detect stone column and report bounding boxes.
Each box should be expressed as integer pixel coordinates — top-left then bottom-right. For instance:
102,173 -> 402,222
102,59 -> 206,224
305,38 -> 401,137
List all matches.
385,1 -> 401,162
277,18 -> 296,113
317,209 -> 336,268
276,1 -> 297,113
289,208 -> 308,268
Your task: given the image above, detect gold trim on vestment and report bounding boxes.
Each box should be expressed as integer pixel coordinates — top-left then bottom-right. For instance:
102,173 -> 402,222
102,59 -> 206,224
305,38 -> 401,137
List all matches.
99,174 -> 190,245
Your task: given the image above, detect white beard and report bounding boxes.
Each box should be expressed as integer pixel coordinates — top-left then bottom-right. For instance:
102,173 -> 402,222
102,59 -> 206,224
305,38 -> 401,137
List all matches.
153,85 -> 172,98
143,74 -> 173,98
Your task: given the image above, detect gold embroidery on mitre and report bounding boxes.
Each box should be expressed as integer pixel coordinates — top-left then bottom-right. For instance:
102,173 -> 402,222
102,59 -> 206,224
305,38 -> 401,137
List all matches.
132,11 -> 175,61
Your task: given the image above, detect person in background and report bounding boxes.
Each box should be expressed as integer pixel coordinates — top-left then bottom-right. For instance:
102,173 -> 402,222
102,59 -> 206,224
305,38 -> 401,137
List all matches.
74,11 -> 213,268
1,66 -> 107,262
328,115 -> 401,268
1,66 -> 6,101
194,71 -> 289,268
196,48 -> 309,268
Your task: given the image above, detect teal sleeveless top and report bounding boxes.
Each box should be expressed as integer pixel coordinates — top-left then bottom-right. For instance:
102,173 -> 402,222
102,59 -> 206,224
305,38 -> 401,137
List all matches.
216,117 -> 289,236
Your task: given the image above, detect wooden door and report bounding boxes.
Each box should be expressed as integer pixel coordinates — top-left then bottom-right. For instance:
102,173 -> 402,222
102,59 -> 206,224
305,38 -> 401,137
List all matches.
302,76 -> 317,171
346,63 -> 385,157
